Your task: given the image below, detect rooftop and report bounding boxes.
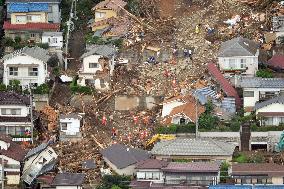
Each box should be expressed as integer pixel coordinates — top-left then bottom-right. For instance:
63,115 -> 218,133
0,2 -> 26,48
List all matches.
42,32 -> 63,37
267,54 -> 284,69
25,143 -> 49,160
7,2 -> 49,12
240,77 -> 284,88
0,138 -> 27,161
3,46 -> 50,63
51,173 -> 85,186
59,113 -> 82,120
218,37 -> 259,57
6,0 -> 60,2
93,0 -> 127,11
207,63 -> 241,108
232,163 -> 284,177
80,45 -> 117,59
0,92 -> 30,106
101,144 -> 151,169
255,96 -> 284,110
3,21 -> 60,31
151,138 -> 236,157
136,159 -> 169,169
162,162 -> 221,173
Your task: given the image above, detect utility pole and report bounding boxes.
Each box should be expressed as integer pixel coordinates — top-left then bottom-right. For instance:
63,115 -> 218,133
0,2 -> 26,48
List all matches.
29,85 -> 34,144
195,97 -> 199,138
1,157 -> 4,189
64,0 -> 76,70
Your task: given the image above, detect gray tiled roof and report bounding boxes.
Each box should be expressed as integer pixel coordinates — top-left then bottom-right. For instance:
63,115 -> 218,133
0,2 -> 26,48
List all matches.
25,143 -> 48,160
101,144 -> 151,169
240,77 -> 284,88
6,0 -> 60,3
0,92 -> 30,105
255,96 -> 284,110
51,173 -> 85,186
151,138 -> 236,157
272,16 -> 284,32
80,45 -> 116,59
3,46 -> 50,63
218,37 -> 258,57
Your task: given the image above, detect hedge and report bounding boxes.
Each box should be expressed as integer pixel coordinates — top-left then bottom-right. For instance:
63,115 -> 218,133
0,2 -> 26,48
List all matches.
156,123 -> 196,134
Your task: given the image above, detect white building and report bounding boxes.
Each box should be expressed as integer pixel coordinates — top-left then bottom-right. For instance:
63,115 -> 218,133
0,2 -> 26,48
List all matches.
240,78 -> 284,113
255,96 -> 284,126
78,45 -> 116,91
0,135 -> 26,185
59,113 -> 83,142
161,95 -> 190,118
272,16 -> 284,44
50,173 -> 85,189
22,143 -> 58,185
42,32 -> 63,49
2,46 -> 50,88
0,92 -> 32,140
218,37 -> 259,77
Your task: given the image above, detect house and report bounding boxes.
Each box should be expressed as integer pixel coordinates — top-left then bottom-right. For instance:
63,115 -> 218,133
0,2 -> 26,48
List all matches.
151,138 -> 236,162
240,77 -> 284,112
272,16 -> 284,44
90,0 -> 130,38
267,54 -> 284,71
4,0 -> 61,42
22,142 -> 58,185
131,160 -> 221,188
0,135 -> 27,185
255,96 -> 284,126
161,95 -> 205,125
207,63 -> 242,109
59,113 -> 83,142
231,163 -> 284,185
41,32 -> 63,50
50,173 -> 85,189
78,45 -> 116,90
217,37 -> 259,76
100,144 -> 151,176
0,92 -> 32,140
2,46 -> 50,87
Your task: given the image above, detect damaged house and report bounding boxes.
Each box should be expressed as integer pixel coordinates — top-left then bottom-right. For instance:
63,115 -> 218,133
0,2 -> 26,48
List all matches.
78,45 -> 116,91
59,113 -> 83,142
272,16 -> 284,44
22,142 -> 57,185
89,0 -> 131,38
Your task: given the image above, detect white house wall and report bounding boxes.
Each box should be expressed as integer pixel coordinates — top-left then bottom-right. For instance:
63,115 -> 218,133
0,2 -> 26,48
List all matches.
0,141 -> 9,150
42,35 -> 63,48
0,105 -> 29,117
3,55 -> 48,87
82,55 -> 103,74
218,55 -> 258,76
256,103 -> 284,114
56,186 -> 82,189
243,88 -> 283,107
60,118 -> 81,134
162,101 -> 185,117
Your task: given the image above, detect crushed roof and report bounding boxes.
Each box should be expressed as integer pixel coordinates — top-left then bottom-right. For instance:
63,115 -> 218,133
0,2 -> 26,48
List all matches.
51,173 -> 85,186
93,0 -> 127,11
0,139 -> 27,161
59,113 -> 82,120
3,46 -> 50,63
3,21 -> 60,31
255,96 -> 284,110
101,144 -> 151,169
25,143 -> 48,160
207,63 -> 241,108
240,77 -> 284,88
0,92 -> 30,105
232,163 -> 284,177
80,45 -> 116,59
218,37 -> 259,57
273,16 -> 284,32
162,162 -> 221,173
267,54 -> 284,69
151,138 -> 236,157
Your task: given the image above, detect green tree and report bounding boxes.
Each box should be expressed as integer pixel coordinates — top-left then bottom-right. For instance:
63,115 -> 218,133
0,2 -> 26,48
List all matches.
220,162 -> 230,183
198,101 -> 219,130
96,175 -> 130,189
111,185 -> 122,189
33,84 -> 50,94
256,69 -> 273,78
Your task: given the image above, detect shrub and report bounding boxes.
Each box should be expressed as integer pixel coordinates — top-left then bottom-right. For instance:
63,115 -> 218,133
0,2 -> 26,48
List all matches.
220,162 -> 230,183
52,67 -> 61,76
3,37 -> 15,46
0,84 -> 6,91
14,36 -> 22,43
155,123 -> 196,134
33,84 -> 49,94
47,56 -> 59,67
256,69 -> 273,78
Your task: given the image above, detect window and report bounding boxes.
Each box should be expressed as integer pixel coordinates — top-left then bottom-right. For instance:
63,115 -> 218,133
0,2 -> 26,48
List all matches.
9,67 -> 18,76
95,12 -> 106,19
28,15 -> 41,22
280,117 -> 284,124
89,63 -> 98,68
243,91 -> 254,97
264,117 -> 273,126
152,172 -> 160,180
30,33 -> 35,38
48,150 -> 53,155
145,172 -> 153,179
240,59 -> 246,68
48,5 -> 52,13
257,178 -> 263,184
15,127 -> 25,135
28,67 -> 38,76
229,59 -> 236,68
48,38 -> 58,44
0,126 -> 6,134
137,172 -> 146,179
7,126 -> 15,135
1,108 -> 21,115
61,123 -> 68,131
15,15 -> 26,23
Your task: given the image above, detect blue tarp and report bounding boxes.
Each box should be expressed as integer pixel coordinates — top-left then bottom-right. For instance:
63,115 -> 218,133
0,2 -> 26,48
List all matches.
209,185 -> 284,189
8,3 -> 48,13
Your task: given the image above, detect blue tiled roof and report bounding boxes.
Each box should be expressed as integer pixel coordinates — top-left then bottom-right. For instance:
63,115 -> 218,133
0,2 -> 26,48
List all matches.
8,2 -> 48,12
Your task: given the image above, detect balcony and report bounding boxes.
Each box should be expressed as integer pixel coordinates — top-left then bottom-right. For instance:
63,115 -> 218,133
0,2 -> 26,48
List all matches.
165,179 -> 214,186
259,93 -> 278,102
